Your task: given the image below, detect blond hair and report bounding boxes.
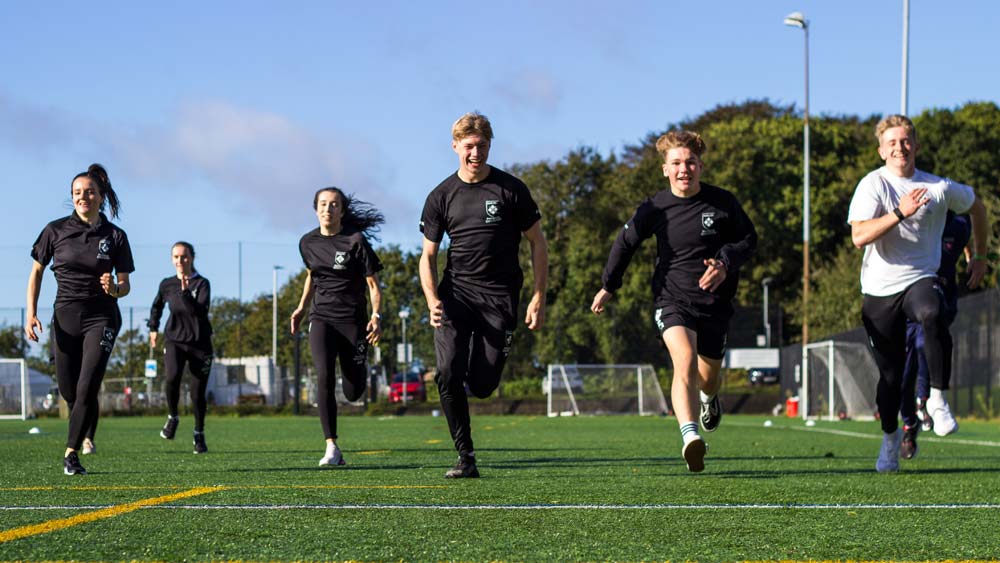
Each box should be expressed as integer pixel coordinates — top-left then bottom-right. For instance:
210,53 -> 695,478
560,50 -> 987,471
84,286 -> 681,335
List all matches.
452,111 -> 494,142
655,130 -> 707,160
875,114 -> 916,142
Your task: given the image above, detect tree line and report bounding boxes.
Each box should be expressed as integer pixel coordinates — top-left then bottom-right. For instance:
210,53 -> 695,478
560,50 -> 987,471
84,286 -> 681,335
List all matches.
7,100 -> 999,384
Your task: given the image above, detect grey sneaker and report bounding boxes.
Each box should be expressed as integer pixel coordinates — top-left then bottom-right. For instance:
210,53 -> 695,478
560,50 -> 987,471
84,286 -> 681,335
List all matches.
699,395 -> 722,432
876,429 -> 902,473
444,455 -> 480,478
319,444 -> 345,466
900,424 -> 919,460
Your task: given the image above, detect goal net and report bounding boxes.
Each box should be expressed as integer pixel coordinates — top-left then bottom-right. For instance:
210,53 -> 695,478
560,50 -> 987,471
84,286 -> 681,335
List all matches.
545,364 -> 668,417
803,340 -> 879,420
0,358 -> 31,420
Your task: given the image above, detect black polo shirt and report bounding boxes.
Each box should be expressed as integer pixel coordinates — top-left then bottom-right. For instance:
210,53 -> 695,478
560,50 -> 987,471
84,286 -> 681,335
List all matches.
419,167 -> 541,295
31,212 -> 135,309
148,273 -> 213,345
299,227 -> 383,323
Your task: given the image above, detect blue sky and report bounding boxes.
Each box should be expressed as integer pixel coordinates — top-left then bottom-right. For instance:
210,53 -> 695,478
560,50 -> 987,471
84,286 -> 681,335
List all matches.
3,0 -> 998,322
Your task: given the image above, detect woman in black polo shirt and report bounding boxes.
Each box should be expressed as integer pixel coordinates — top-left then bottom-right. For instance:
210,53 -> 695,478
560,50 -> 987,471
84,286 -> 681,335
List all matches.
26,164 -> 134,476
148,241 -> 213,454
290,187 -> 383,466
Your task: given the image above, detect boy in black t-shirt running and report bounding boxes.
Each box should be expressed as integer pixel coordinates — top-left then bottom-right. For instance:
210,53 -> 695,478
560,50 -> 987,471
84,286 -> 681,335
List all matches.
419,112 -> 548,478
591,131 -> 757,472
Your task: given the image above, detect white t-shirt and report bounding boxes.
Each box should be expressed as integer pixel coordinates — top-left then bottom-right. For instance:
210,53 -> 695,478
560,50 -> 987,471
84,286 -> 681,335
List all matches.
847,167 -> 975,296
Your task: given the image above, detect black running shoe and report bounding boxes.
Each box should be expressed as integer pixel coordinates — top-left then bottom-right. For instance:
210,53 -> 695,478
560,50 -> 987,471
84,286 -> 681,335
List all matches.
63,451 -> 87,476
915,397 -> 933,433
682,437 -> 706,473
900,424 -> 919,460
444,455 -> 480,479
193,431 -> 208,454
160,416 -> 179,440
700,395 -> 722,432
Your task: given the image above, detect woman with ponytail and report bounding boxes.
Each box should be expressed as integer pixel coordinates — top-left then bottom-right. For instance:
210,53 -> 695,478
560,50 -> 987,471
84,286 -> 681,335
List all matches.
290,187 -> 384,466
25,164 -> 135,475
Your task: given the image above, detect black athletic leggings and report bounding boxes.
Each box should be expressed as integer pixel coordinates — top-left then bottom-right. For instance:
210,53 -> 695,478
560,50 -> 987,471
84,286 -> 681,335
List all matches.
434,282 -> 517,456
862,277 -> 949,434
52,301 -> 121,450
163,340 -> 213,432
309,319 -> 368,440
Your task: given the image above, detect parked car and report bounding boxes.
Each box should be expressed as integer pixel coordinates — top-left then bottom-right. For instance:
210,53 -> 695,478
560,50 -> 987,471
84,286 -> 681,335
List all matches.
388,371 -> 426,403
748,368 -> 780,386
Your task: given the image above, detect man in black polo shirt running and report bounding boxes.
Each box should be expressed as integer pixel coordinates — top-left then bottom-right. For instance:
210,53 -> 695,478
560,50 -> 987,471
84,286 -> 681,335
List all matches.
420,111 -> 548,478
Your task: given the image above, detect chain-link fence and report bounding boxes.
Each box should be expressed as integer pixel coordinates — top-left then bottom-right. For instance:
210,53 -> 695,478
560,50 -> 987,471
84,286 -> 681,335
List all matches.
781,288 -> 1000,418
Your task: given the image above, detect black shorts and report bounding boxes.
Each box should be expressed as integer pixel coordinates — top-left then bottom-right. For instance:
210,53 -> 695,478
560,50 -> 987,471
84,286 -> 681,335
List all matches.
653,306 -> 730,360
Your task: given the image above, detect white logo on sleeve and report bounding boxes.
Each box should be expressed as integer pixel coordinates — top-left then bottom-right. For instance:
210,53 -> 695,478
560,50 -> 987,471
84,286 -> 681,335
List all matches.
333,251 -> 348,270
485,200 -> 502,224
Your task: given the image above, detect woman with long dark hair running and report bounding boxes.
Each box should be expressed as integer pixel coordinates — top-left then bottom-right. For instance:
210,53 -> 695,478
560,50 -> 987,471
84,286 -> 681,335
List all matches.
26,164 -> 135,475
148,241 -> 213,454
291,187 -> 383,466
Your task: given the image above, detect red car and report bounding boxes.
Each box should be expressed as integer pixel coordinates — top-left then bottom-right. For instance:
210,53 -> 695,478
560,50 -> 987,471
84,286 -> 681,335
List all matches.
388,372 -> 426,403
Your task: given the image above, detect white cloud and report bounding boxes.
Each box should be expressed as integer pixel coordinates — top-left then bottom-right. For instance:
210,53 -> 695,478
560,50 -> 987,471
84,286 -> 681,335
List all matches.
492,69 -> 562,114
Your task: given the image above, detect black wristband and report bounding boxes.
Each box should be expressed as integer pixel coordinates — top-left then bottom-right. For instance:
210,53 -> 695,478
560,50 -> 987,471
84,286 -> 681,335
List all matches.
892,207 -> 905,222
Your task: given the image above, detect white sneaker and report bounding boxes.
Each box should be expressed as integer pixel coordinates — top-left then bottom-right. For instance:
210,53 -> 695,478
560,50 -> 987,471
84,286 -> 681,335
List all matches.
319,444 -> 345,467
81,438 -> 95,455
876,429 -> 901,473
927,396 -> 959,436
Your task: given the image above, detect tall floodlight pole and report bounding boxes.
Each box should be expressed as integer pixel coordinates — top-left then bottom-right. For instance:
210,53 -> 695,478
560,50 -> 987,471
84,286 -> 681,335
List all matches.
785,11 -> 811,412
398,308 -> 410,405
762,277 -> 774,348
901,0 -> 910,115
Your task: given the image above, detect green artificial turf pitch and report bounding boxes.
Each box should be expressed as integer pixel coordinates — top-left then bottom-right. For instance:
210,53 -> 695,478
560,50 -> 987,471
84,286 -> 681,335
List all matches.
1,414 -> 999,562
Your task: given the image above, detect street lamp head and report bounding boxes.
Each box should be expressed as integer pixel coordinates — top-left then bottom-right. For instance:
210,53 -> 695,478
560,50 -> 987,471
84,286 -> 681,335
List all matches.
762,276 -> 774,287
273,265 -> 284,271
783,11 -> 807,29
398,308 -> 410,320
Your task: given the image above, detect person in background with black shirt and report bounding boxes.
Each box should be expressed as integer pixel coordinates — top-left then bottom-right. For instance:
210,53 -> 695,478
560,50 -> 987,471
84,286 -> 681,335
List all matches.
148,241 -> 213,454
420,112 -> 548,479
591,131 -> 756,473
291,187 -> 383,467
25,164 -> 134,476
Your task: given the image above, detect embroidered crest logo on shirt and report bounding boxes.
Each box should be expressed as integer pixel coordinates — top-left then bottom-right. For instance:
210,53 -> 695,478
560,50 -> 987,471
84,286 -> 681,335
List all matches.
485,200 -> 501,224
701,212 -> 717,236
97,238 -> 111,260
333,251 -> 348,270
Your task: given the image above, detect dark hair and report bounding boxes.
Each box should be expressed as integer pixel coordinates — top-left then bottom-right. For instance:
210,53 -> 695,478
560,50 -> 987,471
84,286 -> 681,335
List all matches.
172,241 -> 196,259
72,163 -> 121,219
313,187 -> 385,241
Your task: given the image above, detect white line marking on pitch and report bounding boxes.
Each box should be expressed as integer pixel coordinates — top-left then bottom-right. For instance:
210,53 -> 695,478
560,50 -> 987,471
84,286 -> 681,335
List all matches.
729,421 -> 1000,448
5,503 -> 1000,510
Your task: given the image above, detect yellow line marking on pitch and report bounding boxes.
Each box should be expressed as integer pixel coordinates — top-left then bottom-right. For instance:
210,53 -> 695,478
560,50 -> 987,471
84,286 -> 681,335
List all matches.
355,450 -> 390,455
0,486 -> 224,544
424,439 -> 442,444
2,484 -> 445,492
242,485 -> 446,490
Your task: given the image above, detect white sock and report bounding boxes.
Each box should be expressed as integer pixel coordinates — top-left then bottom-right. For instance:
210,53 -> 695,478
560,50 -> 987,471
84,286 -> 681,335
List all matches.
929,388 -> 945,404
326,442 -> 337,454
679,421 -> 700,444
699,390 -> 714,403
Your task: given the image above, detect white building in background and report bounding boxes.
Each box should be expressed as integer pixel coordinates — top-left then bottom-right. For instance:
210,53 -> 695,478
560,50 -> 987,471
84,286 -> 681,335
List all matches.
213,356 -> 279,406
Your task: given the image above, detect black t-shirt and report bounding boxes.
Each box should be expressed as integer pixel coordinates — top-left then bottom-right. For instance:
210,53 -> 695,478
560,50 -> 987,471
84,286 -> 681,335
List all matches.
602,184 -> 757,315
419,167 -> 541,295
299,227 -> 383,323
148,274 -> 213,345
31,212 -> 136,309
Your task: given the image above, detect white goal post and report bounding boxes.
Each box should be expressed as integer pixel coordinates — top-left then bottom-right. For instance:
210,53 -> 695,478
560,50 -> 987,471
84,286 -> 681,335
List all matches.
0,358 -> 31,420
802,340 -> 879,421
545,364 -> 668,417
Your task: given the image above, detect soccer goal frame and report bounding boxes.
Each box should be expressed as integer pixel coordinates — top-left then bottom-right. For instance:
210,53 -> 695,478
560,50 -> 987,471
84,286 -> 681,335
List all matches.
545,364 -> 668,417
0,358 -> 31,420
802,340 -> 878,421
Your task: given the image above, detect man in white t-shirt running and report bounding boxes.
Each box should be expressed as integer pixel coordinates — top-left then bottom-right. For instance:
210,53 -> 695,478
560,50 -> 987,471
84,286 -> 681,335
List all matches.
847,114 -> 989,473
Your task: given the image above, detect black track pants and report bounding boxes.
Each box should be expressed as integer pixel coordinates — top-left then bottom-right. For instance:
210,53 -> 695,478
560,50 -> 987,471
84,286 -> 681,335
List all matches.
309,319 -> 368,440
163,340 -> 213,432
